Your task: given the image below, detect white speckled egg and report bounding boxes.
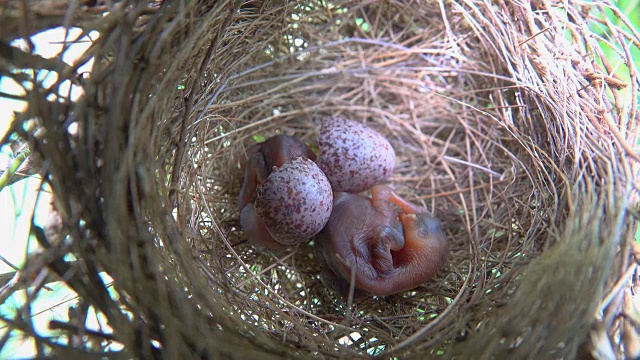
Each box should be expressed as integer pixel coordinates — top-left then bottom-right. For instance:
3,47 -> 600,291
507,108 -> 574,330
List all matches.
254,157 -> 333,245
317,118 -> 396,193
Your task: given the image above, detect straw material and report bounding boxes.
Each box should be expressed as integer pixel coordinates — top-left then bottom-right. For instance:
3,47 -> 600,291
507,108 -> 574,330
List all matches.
1,0 -> 638,358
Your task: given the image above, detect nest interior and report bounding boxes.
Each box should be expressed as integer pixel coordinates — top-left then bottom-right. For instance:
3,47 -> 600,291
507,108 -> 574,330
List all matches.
1,0 -> 639,358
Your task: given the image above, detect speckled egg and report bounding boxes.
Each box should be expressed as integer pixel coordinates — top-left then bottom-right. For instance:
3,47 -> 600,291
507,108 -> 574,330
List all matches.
254,157 -> 333,245
317,118 -> 396,193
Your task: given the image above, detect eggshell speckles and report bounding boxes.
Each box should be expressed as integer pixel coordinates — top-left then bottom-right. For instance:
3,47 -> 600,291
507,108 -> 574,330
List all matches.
254,157 -> 333,245
317,118 -> 396,193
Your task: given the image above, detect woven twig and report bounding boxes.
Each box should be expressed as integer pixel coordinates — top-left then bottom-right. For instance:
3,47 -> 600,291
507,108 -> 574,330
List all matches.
0,0 -> 637,358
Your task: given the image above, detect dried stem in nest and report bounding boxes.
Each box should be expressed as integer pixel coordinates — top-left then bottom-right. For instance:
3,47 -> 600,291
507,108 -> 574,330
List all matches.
0,0 -> 638,358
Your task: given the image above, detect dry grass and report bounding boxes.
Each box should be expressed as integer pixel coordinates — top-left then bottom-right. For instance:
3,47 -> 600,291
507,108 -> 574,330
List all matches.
1,0 -> 638,358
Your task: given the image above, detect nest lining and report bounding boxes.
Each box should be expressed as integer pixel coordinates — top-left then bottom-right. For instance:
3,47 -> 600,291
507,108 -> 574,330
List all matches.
1,0 -> 638,358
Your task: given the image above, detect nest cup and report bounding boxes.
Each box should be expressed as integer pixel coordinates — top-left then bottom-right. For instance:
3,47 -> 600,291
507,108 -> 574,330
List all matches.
3,0 -> 639,358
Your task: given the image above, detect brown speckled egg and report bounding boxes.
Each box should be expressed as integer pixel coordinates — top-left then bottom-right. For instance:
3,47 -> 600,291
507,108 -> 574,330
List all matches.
254,157 -> 333,245
317,118 -> 396,193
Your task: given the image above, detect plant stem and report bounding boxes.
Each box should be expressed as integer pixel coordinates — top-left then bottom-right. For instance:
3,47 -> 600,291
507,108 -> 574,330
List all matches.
0,148 -> 32,192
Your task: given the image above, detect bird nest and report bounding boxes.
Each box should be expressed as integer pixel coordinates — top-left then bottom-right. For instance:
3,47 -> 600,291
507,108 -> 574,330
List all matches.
1,0 -> 639,358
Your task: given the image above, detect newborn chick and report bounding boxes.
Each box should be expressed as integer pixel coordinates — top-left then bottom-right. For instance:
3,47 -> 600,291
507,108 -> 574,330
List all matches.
316,185 -> 448,297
